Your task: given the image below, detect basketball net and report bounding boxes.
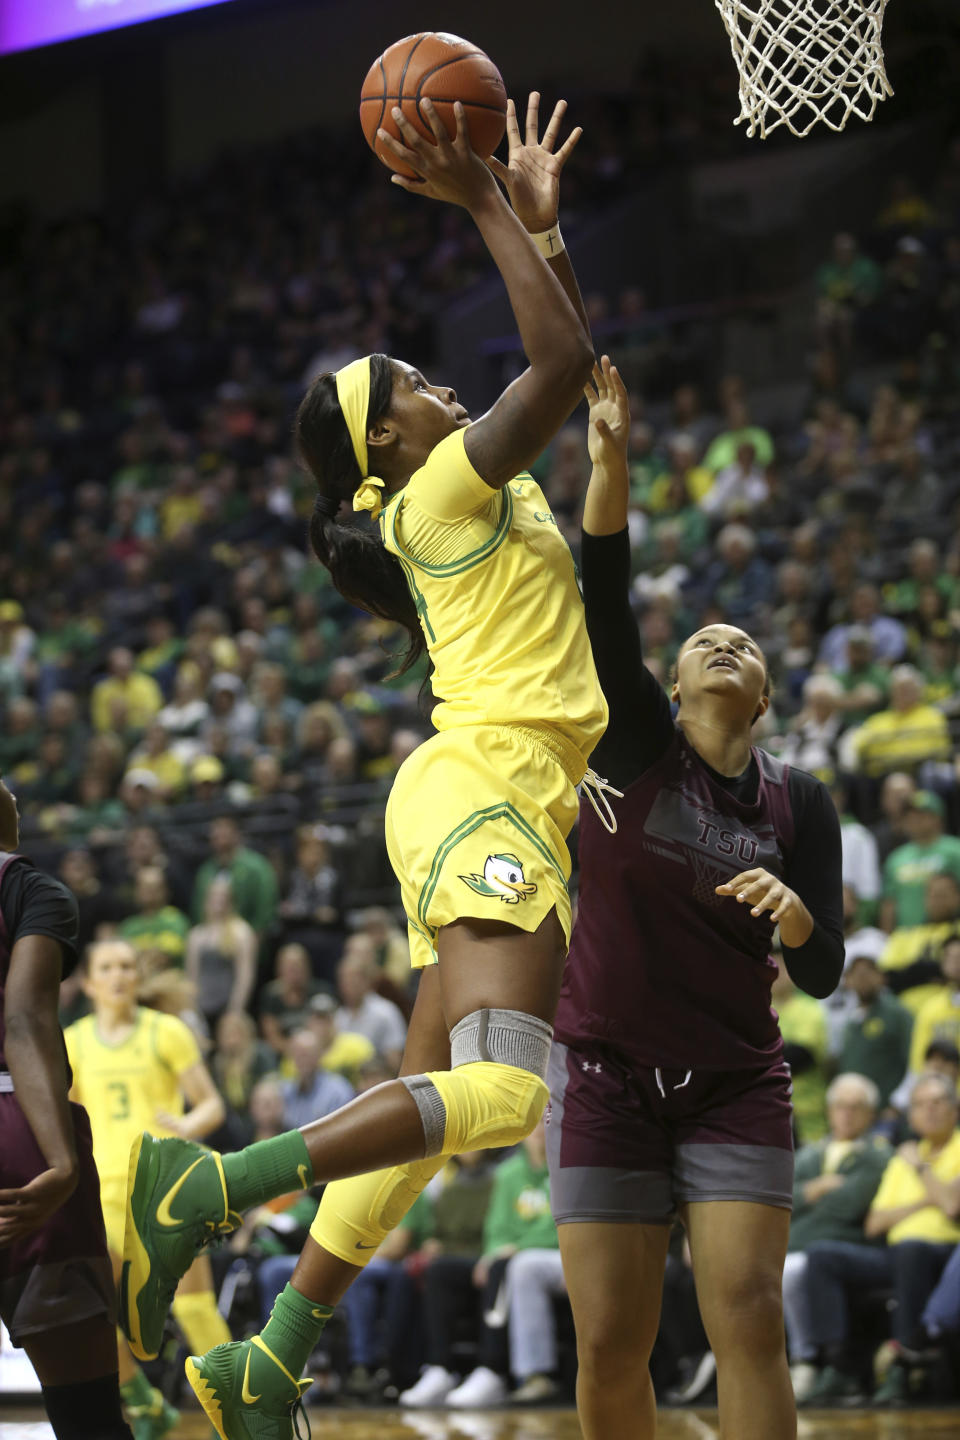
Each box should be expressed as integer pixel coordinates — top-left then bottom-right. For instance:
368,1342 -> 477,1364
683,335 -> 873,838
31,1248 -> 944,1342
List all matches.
715,0 -> 893,140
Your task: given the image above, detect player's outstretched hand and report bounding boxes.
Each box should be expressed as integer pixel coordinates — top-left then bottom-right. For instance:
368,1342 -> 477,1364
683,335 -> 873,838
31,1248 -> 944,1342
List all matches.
584,355 -> 629,470
0,1165 -> 78,1247
378,100 -> 498,210
486,93 -> 582,234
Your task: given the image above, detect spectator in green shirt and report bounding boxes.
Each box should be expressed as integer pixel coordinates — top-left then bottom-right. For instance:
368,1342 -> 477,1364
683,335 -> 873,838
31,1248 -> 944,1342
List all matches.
815,232 -> 881,349
701,398 -> 774,475
119,864 -> 191,964
192,813 -> 278,936
831,627 -> 890,727
399,1152 -> 499,1409
881,792 -> 960,930
441,1121 -> 567,1408
839,952 -> 913,1108
0,696 -> 41,774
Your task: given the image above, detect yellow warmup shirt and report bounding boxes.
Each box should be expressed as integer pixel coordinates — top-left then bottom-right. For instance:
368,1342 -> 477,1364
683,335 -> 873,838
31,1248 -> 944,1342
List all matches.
380,428 -> 607,763
65,1007 -> 201,1186
910,990 -> 960,1074
868,1130 -> 960,1245
854,704 -> 950,779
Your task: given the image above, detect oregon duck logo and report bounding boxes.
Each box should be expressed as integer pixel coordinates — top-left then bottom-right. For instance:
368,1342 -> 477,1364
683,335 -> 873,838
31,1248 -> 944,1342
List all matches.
459,854 -> 538,905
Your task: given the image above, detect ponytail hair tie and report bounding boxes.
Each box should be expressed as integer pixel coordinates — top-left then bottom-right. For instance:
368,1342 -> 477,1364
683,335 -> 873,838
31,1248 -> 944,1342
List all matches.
352,477 -> 385,523
314,494 -> 340,519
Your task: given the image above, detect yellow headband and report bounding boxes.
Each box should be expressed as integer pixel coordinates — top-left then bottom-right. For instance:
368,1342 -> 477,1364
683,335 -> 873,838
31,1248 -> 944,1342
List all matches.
335,356 -> 385,522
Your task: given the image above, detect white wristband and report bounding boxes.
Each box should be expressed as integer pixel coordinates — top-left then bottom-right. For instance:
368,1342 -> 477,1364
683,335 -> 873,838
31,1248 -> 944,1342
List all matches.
530,224 -> 565,258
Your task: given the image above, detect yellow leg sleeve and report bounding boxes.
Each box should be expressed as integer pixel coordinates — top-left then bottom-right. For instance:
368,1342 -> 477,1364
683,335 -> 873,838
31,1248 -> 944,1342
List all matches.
310,1062 -> 548,1267
309,1155 -> 447,1267
425,1061 -> 549,1154
172,1291 -> 231,1354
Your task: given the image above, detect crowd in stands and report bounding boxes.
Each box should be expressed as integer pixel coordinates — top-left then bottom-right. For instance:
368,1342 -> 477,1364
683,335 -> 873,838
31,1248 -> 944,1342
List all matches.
2,68 -> 960,1407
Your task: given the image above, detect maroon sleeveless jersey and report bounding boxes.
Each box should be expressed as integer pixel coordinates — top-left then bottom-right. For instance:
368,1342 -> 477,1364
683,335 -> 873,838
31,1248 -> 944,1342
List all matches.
0,850 -> 28,1071
555,731 -> 795,1070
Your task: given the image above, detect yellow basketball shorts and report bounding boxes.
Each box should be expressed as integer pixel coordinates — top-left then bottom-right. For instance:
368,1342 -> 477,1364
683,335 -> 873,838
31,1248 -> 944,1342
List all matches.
385,724 -> 583,969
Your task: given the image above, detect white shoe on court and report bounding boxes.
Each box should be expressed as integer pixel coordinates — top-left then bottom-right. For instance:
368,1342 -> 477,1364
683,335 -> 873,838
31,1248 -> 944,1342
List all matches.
399,1365 -> 458,1407
446,1366 -> 509,1408
790,1361 -> 819,1404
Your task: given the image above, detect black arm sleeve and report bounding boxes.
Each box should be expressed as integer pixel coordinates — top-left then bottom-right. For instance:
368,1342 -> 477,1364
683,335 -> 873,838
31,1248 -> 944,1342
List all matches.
1,863 -> 81,979
581,528 -> 675,790
781,773 -> 845,1000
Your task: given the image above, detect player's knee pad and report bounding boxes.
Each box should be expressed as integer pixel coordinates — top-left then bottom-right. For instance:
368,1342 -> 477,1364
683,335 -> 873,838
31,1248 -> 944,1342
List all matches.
402,1008 -> 552,1157
309,1155 -> 447,1266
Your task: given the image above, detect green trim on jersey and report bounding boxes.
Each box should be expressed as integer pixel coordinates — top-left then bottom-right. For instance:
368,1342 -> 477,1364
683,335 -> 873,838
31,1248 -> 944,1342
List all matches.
418,800 -> 566,929
385,483 -> 516,578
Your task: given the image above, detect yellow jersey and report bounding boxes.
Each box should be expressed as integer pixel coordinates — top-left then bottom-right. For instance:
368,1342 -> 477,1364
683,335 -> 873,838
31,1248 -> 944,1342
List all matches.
380,429 -> 607,767
854,704 -> 951,779
910,989 -> 960,1074
869,1130 -> 960,1246
65,1007 -> 201,1185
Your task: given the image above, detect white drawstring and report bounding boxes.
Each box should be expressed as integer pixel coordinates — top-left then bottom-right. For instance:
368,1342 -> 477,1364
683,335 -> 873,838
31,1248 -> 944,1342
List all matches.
580,767 -> 624,835
655,1067 -> 693,1097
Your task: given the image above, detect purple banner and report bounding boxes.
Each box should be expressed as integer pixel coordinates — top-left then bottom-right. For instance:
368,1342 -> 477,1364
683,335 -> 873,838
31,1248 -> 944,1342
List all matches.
0,0 -> 236,55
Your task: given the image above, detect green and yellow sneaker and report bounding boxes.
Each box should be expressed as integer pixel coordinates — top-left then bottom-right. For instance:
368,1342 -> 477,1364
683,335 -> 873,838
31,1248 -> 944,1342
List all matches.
121,1131 -> 239,1361
185,1336 -> 313,1440
126,1386 -> 179,1440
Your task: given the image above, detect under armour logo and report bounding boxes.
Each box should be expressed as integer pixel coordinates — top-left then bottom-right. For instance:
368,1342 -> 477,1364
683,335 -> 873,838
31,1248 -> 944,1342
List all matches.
581,1061 -> 602,1074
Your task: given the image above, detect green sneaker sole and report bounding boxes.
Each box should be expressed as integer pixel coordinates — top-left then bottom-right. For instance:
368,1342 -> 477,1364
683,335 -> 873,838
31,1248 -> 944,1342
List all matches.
122,1131 -> 165,1361
185,1355 -> 229,1440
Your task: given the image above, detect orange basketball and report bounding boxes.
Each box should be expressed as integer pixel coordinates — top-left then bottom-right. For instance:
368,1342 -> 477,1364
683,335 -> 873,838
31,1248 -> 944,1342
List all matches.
360,32 -> 507,179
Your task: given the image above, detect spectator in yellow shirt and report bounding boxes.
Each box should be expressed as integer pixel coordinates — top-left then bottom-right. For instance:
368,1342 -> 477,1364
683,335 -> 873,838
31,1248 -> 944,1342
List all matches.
644,434 -> 714,512
772,955 -> 830,1141
910,937 -> 960,1074
853,666 -> 950,780
124,720 -> 188,800
801,1073 -> 960,1405
880,872 -> 960,1014
90,646 -> 163,733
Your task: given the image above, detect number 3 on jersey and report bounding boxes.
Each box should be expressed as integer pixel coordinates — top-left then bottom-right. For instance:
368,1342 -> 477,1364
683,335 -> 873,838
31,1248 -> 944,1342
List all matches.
107,1079 -> 130,1120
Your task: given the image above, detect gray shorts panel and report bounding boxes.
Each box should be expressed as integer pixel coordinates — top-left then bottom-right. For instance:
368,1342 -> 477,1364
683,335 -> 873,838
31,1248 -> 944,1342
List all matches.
0,1254 -> 116,1346
550,1164 -> 676,1226
674,1141 -> 794,1211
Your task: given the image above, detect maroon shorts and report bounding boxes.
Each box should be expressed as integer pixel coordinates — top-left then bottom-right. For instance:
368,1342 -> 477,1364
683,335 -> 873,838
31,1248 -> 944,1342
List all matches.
545,1039 -> 794,1225
0,1094 -> 115,1345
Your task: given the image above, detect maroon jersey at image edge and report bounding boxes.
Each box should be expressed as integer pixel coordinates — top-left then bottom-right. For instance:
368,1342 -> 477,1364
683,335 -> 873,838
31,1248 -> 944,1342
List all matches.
0,849 -> 114,1343
0,848 -> 25,1069
555,731 -> 796,1071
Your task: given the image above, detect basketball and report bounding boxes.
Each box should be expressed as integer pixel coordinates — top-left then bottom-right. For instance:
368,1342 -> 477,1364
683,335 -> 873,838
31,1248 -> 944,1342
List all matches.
360,32 -> 507,178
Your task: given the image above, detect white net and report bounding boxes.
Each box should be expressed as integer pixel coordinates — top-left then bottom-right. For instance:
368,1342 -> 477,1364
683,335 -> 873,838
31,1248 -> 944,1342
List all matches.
714,0 -> 894,140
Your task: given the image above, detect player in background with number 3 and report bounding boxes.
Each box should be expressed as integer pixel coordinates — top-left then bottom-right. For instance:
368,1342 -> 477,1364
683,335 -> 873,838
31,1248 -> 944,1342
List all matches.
66,939 -> 227,1438
546,359 -> 845,1440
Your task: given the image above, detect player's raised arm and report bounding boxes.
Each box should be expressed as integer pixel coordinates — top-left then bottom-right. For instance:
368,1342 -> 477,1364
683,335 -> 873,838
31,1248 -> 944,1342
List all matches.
380,99 -> 593,488
583,356 -> 631,536
486,93 -> 591,340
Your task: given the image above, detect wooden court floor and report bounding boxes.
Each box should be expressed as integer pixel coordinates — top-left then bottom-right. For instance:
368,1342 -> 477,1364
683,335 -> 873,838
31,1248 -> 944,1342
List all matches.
4,1405 -> 960,1438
